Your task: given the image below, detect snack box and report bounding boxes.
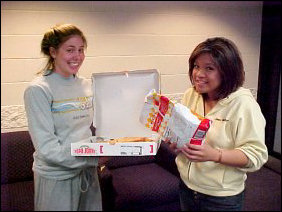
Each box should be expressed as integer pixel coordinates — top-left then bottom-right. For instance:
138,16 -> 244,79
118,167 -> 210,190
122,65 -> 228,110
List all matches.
139,89 -> 174,136
71,136 -> 159,156
71,69 -> 160,156
140,90 -> 212,147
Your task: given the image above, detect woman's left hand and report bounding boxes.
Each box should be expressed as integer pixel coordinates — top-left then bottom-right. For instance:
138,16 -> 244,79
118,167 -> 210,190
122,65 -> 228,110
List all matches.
180,142 -> 219,162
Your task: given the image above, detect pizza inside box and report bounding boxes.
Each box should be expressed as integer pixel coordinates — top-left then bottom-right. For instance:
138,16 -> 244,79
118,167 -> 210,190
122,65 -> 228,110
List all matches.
71,69 -> 161,156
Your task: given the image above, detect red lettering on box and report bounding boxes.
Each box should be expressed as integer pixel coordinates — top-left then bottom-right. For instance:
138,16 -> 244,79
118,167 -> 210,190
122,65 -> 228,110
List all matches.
74,145 -> 95,155
100,145 -> 104,154
74,148 -> 84,154
149,145 -> 154,153
84,148 -> 95,154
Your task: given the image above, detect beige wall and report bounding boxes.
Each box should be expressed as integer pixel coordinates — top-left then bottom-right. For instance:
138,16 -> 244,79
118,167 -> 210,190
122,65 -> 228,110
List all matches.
1,1 -> 263,132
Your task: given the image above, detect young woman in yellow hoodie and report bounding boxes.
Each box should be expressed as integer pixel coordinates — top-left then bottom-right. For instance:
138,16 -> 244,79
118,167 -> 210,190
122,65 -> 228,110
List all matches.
168,37 -> 268,211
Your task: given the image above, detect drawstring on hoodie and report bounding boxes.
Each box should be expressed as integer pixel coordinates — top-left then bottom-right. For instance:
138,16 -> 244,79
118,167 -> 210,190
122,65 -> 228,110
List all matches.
79,168 -> 93,193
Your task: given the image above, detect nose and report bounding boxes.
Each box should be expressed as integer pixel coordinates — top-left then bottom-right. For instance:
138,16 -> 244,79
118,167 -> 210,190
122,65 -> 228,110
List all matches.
73,50 -> 84,59
74,50 -> 80,57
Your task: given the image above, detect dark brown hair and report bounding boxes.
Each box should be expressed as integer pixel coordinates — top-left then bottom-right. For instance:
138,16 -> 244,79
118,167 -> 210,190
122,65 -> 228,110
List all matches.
188,37 -> 245,100
38,24 -> 87,75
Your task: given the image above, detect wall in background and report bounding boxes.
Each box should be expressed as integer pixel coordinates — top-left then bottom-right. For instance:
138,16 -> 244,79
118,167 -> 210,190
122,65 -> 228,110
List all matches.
1,1 -> 263,132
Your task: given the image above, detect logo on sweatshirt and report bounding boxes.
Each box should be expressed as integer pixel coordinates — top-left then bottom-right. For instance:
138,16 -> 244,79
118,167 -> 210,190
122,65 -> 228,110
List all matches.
51,96 -> 93,113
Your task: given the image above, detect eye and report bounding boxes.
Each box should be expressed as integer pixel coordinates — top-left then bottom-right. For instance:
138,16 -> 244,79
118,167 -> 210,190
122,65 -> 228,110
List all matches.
206,66 -> 213,71
205,66 -> 215,72
193,64 -> 199,69
67,49 -> 74,53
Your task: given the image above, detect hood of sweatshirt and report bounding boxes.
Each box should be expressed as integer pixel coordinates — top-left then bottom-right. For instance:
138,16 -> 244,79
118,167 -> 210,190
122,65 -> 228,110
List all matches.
218,87 -> 254,106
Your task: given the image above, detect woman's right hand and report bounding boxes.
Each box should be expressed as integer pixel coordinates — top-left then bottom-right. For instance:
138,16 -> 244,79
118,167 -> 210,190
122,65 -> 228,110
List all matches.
163,138 -> 182,154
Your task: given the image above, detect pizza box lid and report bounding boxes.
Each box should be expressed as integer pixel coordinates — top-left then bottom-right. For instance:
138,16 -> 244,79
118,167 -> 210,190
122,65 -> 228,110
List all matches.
92,69 -> 160,139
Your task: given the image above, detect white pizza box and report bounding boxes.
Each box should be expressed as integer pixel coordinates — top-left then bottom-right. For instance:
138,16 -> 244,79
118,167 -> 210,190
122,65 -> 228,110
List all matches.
71,136 -> 159,156
71,69 -> 160,156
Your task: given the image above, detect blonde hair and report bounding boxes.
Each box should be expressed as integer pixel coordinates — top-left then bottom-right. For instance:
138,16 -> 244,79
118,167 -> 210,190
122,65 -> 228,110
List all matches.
38,24 -> 87,75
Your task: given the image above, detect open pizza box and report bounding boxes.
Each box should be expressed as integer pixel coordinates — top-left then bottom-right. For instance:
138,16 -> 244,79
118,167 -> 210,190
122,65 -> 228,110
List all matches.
71,69 -> 161,156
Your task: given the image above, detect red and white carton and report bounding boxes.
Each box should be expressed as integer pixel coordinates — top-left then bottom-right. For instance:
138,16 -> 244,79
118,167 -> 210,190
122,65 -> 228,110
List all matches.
140,91 -> 212,147
163,103 -> 212,147
71,69 -> 161,156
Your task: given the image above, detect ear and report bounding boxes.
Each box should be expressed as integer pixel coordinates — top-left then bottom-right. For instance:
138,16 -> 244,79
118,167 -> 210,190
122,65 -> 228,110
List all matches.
49,47 -> 57,59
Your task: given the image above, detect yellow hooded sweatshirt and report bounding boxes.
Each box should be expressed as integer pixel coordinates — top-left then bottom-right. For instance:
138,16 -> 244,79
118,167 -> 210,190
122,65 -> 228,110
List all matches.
176,87 -> 268,196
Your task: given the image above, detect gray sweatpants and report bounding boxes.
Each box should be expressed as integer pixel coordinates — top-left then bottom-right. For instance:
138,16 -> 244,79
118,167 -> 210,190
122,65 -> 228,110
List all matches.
34,168 -> 102,211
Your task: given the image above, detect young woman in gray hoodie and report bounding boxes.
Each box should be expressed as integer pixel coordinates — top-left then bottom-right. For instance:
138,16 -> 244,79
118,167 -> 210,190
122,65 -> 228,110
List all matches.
24,24 -> 107,211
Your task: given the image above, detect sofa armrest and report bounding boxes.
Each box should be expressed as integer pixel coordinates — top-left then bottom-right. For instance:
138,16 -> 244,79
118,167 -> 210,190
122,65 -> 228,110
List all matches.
97,165 -> 116,211
1,131 -> 34,184
155,141 -> 180,177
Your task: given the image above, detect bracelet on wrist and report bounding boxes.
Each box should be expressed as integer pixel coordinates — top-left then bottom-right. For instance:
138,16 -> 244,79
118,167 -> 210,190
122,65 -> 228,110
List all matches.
217,149 -> 223,163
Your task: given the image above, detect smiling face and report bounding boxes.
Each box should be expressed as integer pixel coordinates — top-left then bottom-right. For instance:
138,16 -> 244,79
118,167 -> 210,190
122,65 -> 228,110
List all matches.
192,53 -> 222,100
50,35 -> 85,77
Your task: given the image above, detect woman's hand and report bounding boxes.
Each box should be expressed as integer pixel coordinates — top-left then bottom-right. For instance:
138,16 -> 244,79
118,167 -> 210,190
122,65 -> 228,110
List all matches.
181,142 -> 219,162
163,138 -> 182,154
